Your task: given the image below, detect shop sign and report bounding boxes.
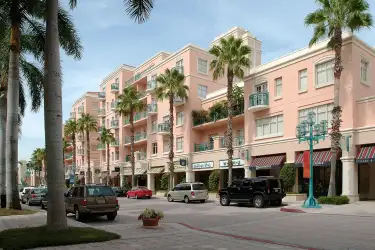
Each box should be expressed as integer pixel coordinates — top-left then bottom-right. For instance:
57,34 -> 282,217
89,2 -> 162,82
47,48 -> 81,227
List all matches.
192,161 -> 213,170
219,159 -> 244,168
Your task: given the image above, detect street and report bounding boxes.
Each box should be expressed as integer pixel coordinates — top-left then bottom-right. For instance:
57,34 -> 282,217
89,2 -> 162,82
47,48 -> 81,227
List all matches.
24,197 -> 375,250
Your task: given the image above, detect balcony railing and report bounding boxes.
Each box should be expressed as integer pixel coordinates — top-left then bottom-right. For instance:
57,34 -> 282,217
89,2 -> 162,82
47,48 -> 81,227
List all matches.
124,132 -> 147,144
134,111 -> 147,121
111,83 -> 119,92
98,92 -> 105,99
248,92 -> 269,109
158,123 -> 170,134
194,142 -> 214,152
146,80 -> 157,92
147,104 -> 157,114
77,149 -> 85,155
219,136 -> 245,148
138,92 -> 147,99
110,138 -> 120,146
110,101 -> 118,110
110,120 -> 119,129
171,66 -> 184,75
78,106 -> 84,113
136,152 -> 147,161
97,143 -> 106,150
193,105 -> 244,126
98,108 -> 106,116
98,126 -> 105,133
65,153 -> 73,159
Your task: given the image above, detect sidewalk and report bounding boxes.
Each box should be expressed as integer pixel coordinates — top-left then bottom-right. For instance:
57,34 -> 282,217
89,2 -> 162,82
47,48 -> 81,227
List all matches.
282,201 -> 375,217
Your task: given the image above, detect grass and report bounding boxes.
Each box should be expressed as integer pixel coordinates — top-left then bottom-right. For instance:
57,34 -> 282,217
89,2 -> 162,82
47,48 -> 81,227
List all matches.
0,226 -> 121,250
0,208 -> 37,216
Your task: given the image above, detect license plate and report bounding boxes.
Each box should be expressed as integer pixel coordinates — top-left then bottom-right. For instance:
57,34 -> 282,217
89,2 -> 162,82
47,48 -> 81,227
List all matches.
96,199 -> 106,204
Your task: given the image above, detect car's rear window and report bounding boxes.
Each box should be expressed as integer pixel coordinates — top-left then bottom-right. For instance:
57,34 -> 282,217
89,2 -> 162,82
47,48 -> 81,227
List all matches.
268,179 -> 283,189
87,186 -> 115,197
32,189 -> 47,194
192,184 -> 207,190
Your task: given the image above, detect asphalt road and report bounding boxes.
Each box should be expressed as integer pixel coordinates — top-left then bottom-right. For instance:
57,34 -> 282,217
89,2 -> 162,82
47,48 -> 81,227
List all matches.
25,197 -> 375,250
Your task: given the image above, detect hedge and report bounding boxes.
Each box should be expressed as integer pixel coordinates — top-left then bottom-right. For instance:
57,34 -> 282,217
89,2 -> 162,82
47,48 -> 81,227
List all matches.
279,163 -> 295,191
208,170 -> 220,191
317,196 -> 349,205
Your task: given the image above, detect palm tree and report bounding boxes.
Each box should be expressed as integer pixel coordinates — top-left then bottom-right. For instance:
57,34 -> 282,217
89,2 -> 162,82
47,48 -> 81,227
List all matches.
64,120 -> 78,180
116,87 -> 145,187
209,35 -> 251,186
77,113 -> 97,184
62,138 -> 69,172
305,0 -> 373,197
98,128 -> 115,185
154,68 -> 188,190
0,0 -> 81,210
31,148 -> 45,186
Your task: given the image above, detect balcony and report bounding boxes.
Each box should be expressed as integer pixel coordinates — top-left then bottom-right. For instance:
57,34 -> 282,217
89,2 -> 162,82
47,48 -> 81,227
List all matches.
147,104 -> 157,116
98,92 -> 105,100
134,111 -> 147,122
139,91 -> 147,100
194,142 -> 214,152
124,132 -> 147,145
110,101 -> 118,110
110,120 -> 119,129
171,66 -> 184,75
110,138 -> 120,147
146,80 -> 157,93
157,123 -> 170,135
110,83 -> 119,93
173,96 -> 185,106
97,143 -> 106,150
136,152 -> 147,161
219,136 -> 245,148
98,126 -> 105,133
98,108 -> 106,117
78,106 -> 84,114
248,92 -> 269,112
77,149 -> 84,155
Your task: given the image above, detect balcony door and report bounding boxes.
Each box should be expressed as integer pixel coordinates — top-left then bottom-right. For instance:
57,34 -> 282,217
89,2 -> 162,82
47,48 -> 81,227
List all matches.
255,82 -> 267,93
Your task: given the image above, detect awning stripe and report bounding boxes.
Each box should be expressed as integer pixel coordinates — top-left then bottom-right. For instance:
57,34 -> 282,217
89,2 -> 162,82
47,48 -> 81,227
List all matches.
249,155 -> 285,170
356,145 -> 375,163
147,167 -> 164,174
295,150 -> 332,167
135,168 -> 146,175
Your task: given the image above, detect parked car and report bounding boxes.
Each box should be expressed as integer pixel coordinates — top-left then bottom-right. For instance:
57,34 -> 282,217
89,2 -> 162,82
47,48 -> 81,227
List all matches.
22,188 -> 47,206
41,192 -> 48,210
167,182 -> 208,203
65,184 -> 119,221
219,177 -> 285,208
127,186 -> 152,199
20,187 -> 35,203
112,187 -> 126,197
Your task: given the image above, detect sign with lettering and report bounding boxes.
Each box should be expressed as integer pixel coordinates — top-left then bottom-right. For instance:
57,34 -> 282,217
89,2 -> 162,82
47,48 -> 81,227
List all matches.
219,159 -> 244,168
192,161 -> 214,170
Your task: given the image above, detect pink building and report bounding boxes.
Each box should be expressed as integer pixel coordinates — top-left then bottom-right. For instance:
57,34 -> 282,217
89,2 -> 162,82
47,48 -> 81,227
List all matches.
65,92 -> 100,184
90,27 -> 375,202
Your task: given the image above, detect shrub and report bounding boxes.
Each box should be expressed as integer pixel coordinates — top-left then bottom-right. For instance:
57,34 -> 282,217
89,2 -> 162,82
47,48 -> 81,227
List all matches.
280,163 -> 296,192
208,170 -> 220,191
160,174 -> 169,190
208,101 -> 228,121
317,196 -> 349,205
192,110 -> 209,126
138,208 -> 164,220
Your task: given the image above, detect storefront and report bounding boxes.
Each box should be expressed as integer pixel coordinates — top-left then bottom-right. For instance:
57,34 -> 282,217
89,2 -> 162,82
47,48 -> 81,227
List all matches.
78,171 -> 85,184
147,167 -> 164,191
356,144 -> 375,200
110,167 -> 120,187
294,149 -> 342,196
192,161 -> 214,188
135,168 -> 147,186
249,154 -> 286,177
219,158 -> 245,188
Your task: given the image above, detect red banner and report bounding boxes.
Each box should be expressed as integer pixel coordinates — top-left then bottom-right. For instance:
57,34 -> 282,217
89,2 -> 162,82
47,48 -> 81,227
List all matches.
303,151 -> 310,178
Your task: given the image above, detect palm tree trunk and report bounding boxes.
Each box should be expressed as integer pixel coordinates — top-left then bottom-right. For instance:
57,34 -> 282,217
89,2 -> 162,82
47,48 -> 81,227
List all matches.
86,130 -> 91,184
130,111 -> 136,187
168,95 -> 174,191
44,0 -> 68,230
0,97 -> 6,208
6,19 -> 21,210
38,168 -> 41,185
226,70 -> 234,186
106,143 -> 110,185
327,28 -> 343,197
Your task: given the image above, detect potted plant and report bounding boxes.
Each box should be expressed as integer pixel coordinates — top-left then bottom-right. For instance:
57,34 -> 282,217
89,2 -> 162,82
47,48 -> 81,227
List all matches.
138,208 -> 164,227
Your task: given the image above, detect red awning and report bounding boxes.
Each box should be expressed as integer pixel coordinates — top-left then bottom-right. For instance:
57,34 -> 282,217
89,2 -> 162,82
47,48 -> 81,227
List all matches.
249,155 -> 285,170
295,150 -> 332,167
356,145 -> 375,164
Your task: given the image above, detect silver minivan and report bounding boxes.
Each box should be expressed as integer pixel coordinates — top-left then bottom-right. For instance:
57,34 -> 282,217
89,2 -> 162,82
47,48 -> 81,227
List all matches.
167,182 -> 208,203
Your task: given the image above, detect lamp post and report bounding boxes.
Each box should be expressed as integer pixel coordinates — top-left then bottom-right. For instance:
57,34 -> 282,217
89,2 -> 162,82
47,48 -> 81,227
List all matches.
296,111 -> 328,208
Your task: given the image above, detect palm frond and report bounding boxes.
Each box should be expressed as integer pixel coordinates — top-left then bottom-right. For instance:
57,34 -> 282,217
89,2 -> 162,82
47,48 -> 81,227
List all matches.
20,58 -> 43,112
124,0 -> 154,24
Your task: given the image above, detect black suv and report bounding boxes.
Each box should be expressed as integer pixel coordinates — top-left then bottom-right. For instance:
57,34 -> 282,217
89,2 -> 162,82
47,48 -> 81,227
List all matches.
219,176 -> 285,208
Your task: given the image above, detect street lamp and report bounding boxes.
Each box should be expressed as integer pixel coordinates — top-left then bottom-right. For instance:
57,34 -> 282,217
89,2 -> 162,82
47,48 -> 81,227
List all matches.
296,111 -> 328,208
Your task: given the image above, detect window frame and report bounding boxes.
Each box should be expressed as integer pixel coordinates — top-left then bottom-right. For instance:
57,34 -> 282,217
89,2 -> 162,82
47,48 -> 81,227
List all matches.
197,58 -> 208,74
274,77 -> 282,97
152,142 -> 158,155
151,120 -> 157,133
298,69 -> 308,92
298,103 -> 333,129
163,140 -> 169,153
315,59 -> 334,88
197,84 -> 208,99
255,114 -> 284,138
176,112 -> 184,126
361,58 -> 370,85
176,137 -> 184,151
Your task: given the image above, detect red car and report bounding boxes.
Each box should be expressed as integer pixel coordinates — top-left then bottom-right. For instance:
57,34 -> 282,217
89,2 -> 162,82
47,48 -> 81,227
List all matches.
127,186 -> 152,199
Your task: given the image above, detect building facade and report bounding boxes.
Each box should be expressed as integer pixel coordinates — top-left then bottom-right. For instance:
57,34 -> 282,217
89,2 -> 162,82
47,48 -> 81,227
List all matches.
64,92 -> 100,184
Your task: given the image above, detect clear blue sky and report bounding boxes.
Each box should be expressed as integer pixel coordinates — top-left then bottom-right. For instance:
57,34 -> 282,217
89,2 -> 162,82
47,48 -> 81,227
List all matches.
18,0 -> 375,160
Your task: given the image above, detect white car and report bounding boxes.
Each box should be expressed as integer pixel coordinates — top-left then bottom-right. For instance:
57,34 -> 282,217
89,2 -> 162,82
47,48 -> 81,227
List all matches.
20,187 -> 34,202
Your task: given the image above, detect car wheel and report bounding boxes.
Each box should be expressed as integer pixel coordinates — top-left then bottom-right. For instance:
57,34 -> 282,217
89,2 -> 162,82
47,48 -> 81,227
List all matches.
167,195 -> 174,202
184,196 -> 189,204
74,206 -> 83,221
220,195 -> 230,206
147,196 -> 151,199
253,195 -> 264,208
200,200 -> 205,203
107,211 -> 117,221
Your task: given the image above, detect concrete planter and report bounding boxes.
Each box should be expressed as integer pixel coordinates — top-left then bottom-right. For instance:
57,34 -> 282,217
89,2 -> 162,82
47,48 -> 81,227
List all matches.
142,217 -> 160,227
283,193 -> 307,202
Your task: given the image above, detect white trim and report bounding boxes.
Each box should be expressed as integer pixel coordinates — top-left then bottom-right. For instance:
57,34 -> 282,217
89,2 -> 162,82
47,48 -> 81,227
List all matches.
255,133 -> 284,140
100,64 -> 135,86
360,56 -> 371,86
357,95 -> 375,104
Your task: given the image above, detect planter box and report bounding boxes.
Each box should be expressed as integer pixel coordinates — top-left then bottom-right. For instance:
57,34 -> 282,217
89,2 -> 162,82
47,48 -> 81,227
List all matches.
283,193 -> 307,202
142,218 -> 159,227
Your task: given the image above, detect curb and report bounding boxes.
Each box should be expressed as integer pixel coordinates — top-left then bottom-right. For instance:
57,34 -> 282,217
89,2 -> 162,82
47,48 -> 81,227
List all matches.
179,222 -> 321,250
280,207 -> 306,213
